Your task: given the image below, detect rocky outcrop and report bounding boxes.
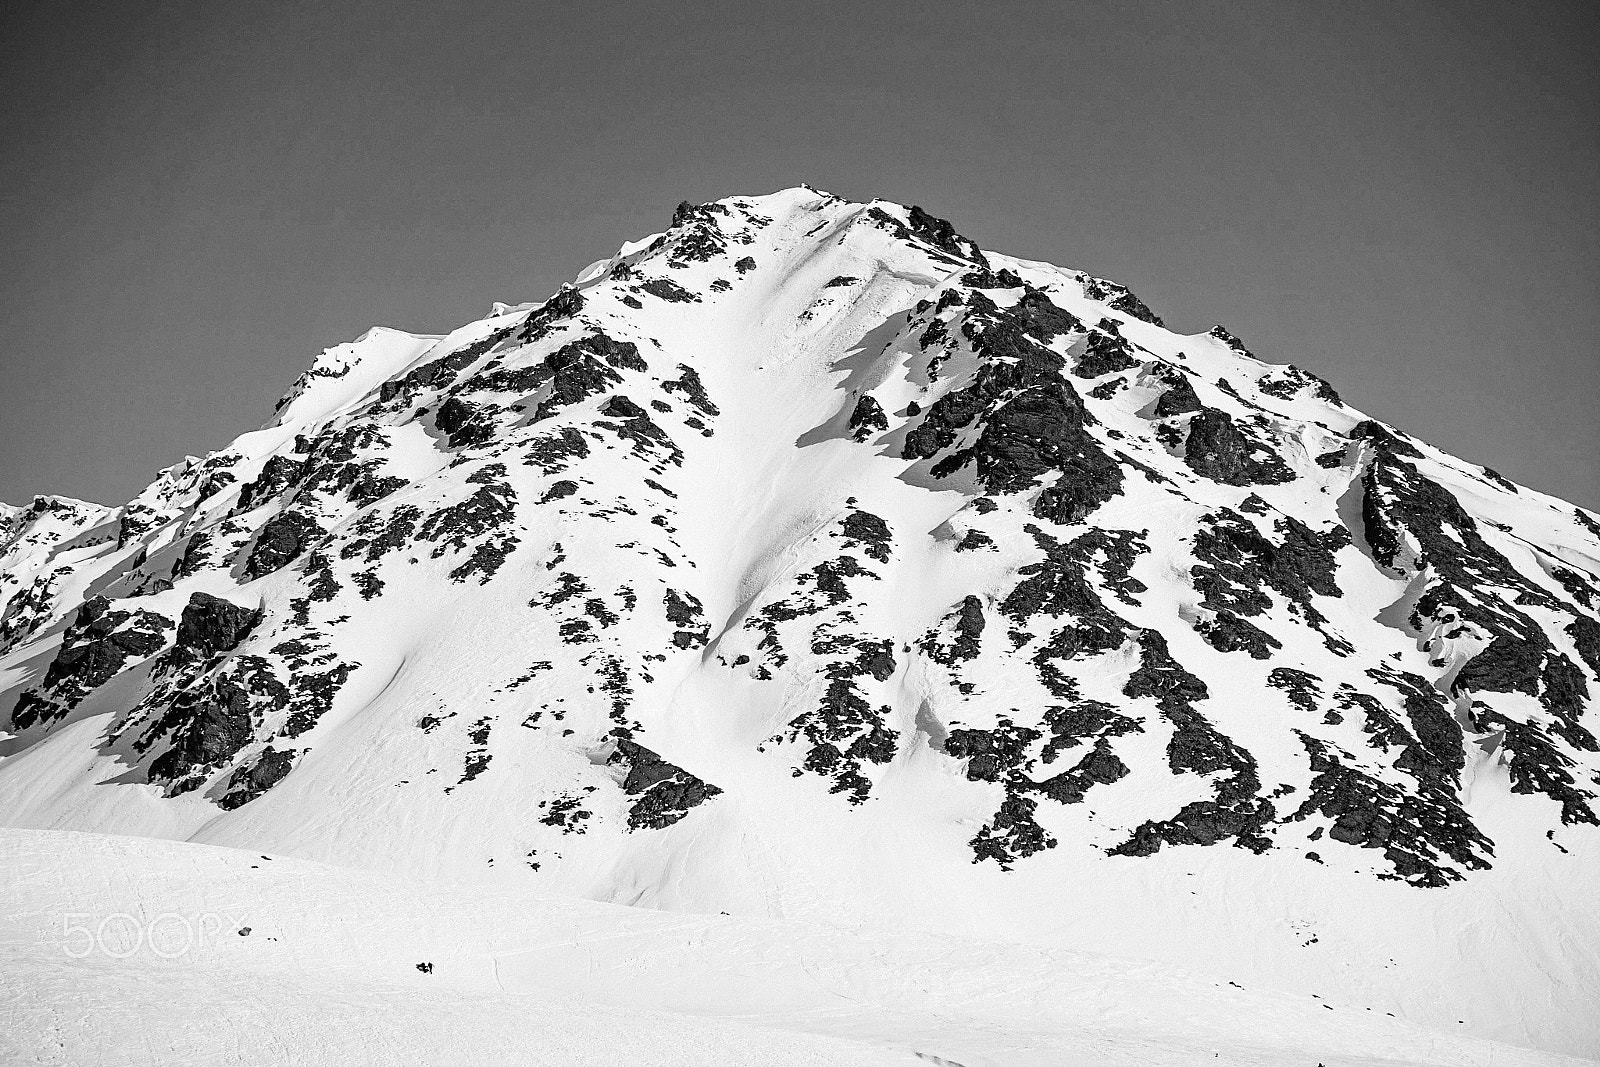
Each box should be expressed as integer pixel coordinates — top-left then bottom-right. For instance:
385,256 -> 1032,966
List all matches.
1183,409 -> 1294,486
905,291 -> 1122,524
10,597 -> 172,729
610,739 -> 722,829
175,593 -> 261,658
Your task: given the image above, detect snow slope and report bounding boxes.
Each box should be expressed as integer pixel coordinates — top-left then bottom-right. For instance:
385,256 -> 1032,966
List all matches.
3,188 -> 1598,1061
3,827 -> 1587,1067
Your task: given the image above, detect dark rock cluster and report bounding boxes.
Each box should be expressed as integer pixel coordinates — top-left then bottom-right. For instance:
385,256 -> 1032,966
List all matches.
1183,409 -> 1294,487
611,738 -> 724,829
903,290 -> 1122,525
11,597 -> 173,729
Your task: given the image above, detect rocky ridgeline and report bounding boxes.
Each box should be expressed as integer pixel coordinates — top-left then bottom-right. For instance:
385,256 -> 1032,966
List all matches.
2,187 -> 1598,889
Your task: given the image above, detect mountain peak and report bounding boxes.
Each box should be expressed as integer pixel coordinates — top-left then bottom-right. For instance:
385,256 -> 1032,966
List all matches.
3,190 -> 1598,1055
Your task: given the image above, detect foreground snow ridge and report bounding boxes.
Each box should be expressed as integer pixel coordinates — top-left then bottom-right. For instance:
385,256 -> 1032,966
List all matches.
3,188 -> 1598,1064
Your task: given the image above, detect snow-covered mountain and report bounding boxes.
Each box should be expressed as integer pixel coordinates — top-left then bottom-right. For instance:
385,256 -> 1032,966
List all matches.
4,187 -> 1598,1062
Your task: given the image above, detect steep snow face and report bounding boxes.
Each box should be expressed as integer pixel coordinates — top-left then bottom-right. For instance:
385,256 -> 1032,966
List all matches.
3,188 -> 1599,1056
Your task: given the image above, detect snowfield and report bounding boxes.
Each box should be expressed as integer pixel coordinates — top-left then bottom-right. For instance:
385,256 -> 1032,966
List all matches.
3,188 -> 1598,1063
4,828 -> 1590,1067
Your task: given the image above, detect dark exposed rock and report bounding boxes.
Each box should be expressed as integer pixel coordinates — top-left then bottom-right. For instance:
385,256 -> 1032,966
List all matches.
1476,711 -> 1598,827
998,525 -> 1131,698
175,593 -> 261,658
1369,668 -> 1464,788
1000,527 -> 1124,631
661,364 -> 719,418
217,746 -> 296,809
781,652 -> 900,804
968,792 -> 1055,868
515,286 -> 584,345
1152,370 -> 1202,417
1288,726 -> 1492,886
383,323 -> 519,406
847,395 -> 888,441
1195,610 -> 1281,658
1188,509 -> 1344,655
9,192 -> 1595,901
1259,365 -> 1343,405
1576,508 -> 1600,541
946,703 -> 1138,869
829,638 -> 897,683
347,472 -> 407,507
664,589 -> 709,649
1084,277 -> 1163,327
534,338 -> 626,422
955,529 -> 994,552
1268,668 -> 1322,713
540,480 -> 578,504
1041,701 -> 1143,764
921,595 -> 985,665
601,395 -> 646,420
1067,528 -> 1148,605
1035,739 -> 1130,803
147,655 -> 292,790
11,598 -> 173,729
904,291 -> 1122,523
435,396 -> 476,435
1184,409 -> 1294,486
943,717 -> 1058,869
947,719 -> 1040,783
522,427 -> 591,473
1538,653 -> 1598,753
840,511 -> 892,563
1207,325 -> 1252,356
1358,449 -> 1588,823
611,738 -> 723,829
1352,420 -> 1423,459
236,456 -> 306,513
1455,634 -> 1544,698
1568,616 -> 1600,675
1074,328 -> 1139,379
671,199 -> 729,228
905,205 -> 989,267
640,278 -> 701,303
243,511 -> 326,580
598,397 -> 683,466
1550,568 -> 1599,610
1315,447 -> 1348,469
1112,630 -> 1275,856
539,793 -> 592,833
418,470 -> 518,574
961,268 -> 1024,289
339,504 -> 422,565
666,221 -> 726,268
281,658 -> 357,738
432,396 -> 497,449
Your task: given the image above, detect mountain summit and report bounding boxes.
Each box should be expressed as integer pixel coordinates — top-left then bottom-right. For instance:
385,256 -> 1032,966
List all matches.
4,188 -> 1598,1056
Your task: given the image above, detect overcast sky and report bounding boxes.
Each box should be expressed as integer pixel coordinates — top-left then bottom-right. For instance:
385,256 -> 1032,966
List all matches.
2,0 -> 1596,509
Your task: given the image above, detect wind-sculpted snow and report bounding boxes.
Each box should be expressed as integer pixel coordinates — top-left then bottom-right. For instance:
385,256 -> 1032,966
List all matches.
3,186 -> 1599,1058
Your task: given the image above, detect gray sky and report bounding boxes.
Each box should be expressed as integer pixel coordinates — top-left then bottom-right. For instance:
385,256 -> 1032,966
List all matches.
3,0 -> 1596,509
